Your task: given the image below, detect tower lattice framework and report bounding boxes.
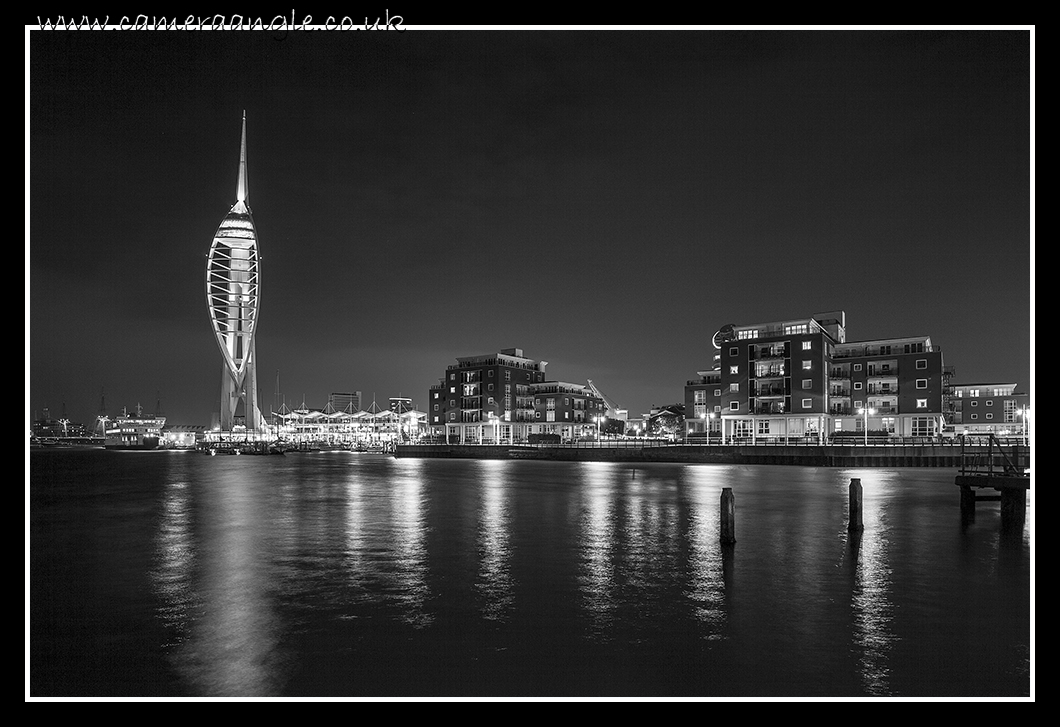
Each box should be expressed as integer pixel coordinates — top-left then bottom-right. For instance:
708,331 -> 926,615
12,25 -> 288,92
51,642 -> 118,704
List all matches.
206,112 -> 264,432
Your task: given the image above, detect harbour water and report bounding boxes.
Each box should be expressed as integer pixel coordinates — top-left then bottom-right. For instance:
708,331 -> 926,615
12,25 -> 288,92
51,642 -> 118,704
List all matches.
28,449 -> 1032,699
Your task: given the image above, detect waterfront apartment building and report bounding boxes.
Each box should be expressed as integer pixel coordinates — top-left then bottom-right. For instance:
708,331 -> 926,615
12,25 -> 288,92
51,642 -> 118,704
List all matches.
685,311 -> 950,442
428,348 -> 606,443
945,382 -> 1029,439
328,391 -> 362,414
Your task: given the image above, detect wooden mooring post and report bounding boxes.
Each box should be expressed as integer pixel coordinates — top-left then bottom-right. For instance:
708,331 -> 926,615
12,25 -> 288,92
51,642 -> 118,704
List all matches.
720,487 -> 736,544
848,478 -> 864,532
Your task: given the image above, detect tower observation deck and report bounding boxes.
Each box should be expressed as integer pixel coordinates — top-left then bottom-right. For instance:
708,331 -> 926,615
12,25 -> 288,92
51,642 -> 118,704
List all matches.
206,112 -> 264,432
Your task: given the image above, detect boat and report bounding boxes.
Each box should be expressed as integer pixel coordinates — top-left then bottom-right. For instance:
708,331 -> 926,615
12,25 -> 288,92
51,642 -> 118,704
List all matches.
104,405 -> 166,450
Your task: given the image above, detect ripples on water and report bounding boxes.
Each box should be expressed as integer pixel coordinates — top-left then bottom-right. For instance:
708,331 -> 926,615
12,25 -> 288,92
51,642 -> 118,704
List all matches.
29,451 -> 1032,698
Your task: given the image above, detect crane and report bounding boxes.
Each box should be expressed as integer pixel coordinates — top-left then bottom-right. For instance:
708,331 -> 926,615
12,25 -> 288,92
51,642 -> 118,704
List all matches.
586,380 -> 627,420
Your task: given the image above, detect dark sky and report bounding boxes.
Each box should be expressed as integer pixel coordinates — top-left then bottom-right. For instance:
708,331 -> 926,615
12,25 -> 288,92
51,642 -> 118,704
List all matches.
28,27 -> 1033,427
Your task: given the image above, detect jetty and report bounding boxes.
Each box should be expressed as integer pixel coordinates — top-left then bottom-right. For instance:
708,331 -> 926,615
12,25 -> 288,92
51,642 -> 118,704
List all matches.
953,434 -> 1030,530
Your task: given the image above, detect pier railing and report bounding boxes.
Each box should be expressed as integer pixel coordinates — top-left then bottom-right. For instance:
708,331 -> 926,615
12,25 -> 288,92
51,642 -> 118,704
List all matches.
413,434 -> 1026,449
959,433 -> 1030,478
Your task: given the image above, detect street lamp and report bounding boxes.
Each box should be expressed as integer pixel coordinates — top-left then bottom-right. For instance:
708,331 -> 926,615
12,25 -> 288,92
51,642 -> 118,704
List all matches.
1017,406 -> 1030,447
594,415 -> 601,441
857,405 -> 876,446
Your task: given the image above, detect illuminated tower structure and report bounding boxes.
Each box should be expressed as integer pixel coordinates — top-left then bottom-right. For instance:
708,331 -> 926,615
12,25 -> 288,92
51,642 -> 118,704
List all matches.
206,111 -> 264,433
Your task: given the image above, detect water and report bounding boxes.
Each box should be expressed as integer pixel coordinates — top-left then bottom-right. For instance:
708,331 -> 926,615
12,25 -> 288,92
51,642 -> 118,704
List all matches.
28,449 -> 1032,699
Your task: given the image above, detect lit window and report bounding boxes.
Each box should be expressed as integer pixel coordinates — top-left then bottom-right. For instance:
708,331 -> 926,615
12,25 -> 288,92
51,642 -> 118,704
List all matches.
916,399 -> 927,409
802,341 -> 811,350
802,360 -> 812,370
802,379 -> 812,389
730,365 -> 739,375
730,383 -> 739,393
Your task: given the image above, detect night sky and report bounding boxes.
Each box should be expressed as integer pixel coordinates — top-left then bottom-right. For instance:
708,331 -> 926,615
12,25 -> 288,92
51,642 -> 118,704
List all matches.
27,27 -> 1033,428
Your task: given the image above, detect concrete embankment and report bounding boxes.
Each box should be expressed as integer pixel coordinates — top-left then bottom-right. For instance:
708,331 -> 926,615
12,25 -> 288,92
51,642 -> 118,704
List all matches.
395,443 -> 985,467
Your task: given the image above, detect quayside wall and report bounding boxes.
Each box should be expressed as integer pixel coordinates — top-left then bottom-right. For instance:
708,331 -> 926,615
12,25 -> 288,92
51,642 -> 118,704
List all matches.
394,443 -> 1022,468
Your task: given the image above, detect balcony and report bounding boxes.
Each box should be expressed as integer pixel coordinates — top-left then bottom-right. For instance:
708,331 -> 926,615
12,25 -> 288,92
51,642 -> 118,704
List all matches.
752,403 -> 787,415
752,347 -> 787,361
753,385 -> 787,397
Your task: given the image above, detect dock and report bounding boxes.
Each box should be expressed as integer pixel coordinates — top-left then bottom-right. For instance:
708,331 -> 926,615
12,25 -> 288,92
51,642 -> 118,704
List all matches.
953,435 -> 1030,530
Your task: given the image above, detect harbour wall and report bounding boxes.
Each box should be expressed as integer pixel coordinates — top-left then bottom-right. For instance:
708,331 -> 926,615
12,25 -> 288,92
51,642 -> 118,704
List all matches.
394,443 -> 1020,468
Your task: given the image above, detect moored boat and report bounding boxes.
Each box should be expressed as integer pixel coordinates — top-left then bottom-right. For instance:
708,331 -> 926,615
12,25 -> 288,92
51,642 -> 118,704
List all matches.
104,405 -> 165,450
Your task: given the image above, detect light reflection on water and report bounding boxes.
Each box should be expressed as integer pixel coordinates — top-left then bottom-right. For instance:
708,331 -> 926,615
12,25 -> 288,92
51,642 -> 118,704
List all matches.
477,459 -> 514,622
30,451 -> 1030,697
685,467 -> 727,639
158,461 -> 285,696
578,463 -> 617,640
384,458 -> 432,628
846,470 -> 900,697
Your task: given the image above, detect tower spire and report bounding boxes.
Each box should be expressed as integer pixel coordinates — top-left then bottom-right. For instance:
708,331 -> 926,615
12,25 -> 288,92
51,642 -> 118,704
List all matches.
236,110 -> 248,203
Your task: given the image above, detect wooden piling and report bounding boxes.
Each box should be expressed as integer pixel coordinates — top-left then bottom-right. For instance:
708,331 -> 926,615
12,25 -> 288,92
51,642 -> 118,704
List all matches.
959,486 -> 976,522
1000,487 -> 1027,531
848,478 -> 864,532
720,487 -> 736,544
